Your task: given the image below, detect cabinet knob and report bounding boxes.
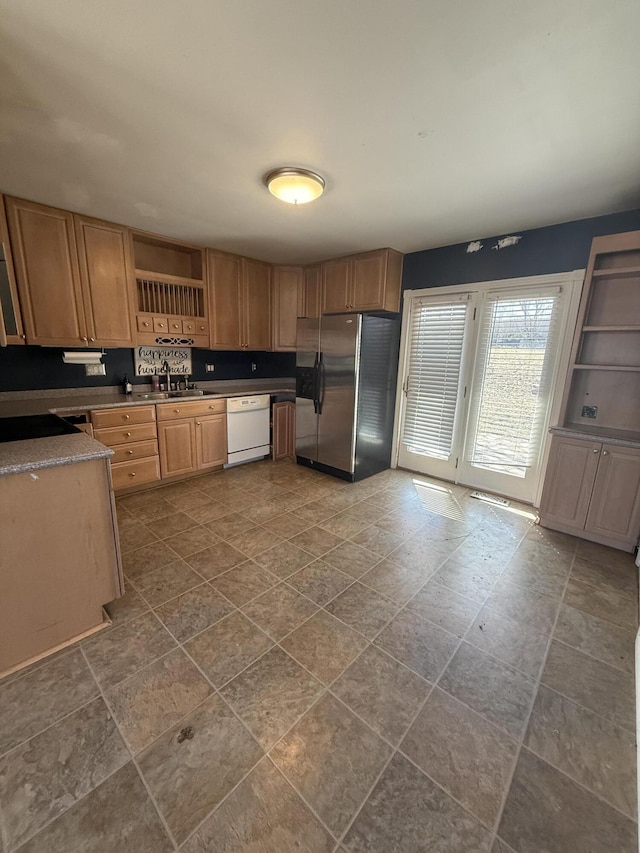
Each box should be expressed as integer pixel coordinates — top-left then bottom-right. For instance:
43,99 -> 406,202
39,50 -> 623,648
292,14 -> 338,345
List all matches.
143,322 -> 150,327
125,431 -> 131,437
127,449 -> 133,455
602,450 -> 609,456
21,334 -> 26,339
129,472 -> 136,478
196,421 -> 201,426
124,414 -> 130,420
90,337 -> 95,342
592,448 -> 599,453
81,336 -> 88,342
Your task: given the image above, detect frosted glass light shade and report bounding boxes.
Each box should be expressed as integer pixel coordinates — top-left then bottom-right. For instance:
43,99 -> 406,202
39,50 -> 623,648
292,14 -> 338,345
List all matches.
266,168 -> 325,204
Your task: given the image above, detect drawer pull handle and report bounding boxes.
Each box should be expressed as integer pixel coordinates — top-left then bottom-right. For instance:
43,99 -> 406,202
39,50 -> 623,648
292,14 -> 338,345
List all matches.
127,449 -> 133,455
129,472 -> 136,478
174,409 -> 180,413
125,432 -> 132,437
124,414 -> 130,420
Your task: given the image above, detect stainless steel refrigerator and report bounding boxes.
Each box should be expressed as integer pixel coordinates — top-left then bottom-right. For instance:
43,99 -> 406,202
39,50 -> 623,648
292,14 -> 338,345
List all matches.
296,313 -> 400,481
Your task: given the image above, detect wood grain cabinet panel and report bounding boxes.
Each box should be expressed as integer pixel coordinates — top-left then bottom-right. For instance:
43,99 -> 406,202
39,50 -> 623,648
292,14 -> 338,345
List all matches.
5,197 -> 86,346
272,265 -> 303,351
243,257 -> 271,350
158,419 -> 197,478
302,265 -> 321,318
74,215 -> 135,347
0,194 -> 25,345
196,414 -> 227,469
272,401 -> 295,460
208,249 -> 243,350
321,248 -> 403,314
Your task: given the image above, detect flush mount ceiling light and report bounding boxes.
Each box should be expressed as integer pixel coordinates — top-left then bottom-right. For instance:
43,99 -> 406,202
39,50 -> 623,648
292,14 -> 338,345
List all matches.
265,167 -> 325,205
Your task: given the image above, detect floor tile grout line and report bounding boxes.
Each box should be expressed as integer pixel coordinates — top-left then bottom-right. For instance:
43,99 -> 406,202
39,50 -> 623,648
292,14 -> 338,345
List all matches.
534,677 -> 637,736
521,740 -> 638,824
77,644 -> 181,852
549,634 -> 635,677
484,541 -> 578,846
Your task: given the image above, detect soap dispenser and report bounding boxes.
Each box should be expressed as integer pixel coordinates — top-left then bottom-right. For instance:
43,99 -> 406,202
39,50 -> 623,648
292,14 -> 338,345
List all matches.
122,375 -> 132,395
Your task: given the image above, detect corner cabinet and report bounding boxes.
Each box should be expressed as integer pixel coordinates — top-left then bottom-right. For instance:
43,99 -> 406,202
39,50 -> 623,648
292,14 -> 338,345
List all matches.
6,197 -> 136,348
321,248 -> 403,314
538,227 -> 640,552
208,250 -> 271,350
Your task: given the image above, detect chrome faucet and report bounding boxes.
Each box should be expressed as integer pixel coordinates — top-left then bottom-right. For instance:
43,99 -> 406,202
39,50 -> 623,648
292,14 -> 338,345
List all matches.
161,359 -> 171,391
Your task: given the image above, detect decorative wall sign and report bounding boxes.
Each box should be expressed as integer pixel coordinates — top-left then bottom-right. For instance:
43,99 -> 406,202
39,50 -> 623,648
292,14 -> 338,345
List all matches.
134,346 -> 192,377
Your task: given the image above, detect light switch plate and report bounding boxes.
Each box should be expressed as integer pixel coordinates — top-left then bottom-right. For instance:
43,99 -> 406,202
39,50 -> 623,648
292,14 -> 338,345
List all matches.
206,364 -> 215,372
85,363 -> 106,376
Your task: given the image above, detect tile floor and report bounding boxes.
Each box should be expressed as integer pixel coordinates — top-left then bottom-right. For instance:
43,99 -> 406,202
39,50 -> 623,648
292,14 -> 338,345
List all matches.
0,459 -> 638,852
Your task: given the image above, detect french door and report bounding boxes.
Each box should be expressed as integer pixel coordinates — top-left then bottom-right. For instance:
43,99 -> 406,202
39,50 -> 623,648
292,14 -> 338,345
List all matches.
396,275 -> 579,503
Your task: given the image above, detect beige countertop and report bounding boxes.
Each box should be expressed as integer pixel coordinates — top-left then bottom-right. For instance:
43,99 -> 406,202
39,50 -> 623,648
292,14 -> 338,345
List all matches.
0,378 -> 295,475
550,425 -> 640,449
0,379 -> 295,418
0,432 -> 113,476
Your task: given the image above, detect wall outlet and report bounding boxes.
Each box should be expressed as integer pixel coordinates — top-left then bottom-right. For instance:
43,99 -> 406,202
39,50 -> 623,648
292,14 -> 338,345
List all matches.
85,363 -> 106,376
205,364 -> 215,372
251,362 -> 257,372
581,405 -> 598,419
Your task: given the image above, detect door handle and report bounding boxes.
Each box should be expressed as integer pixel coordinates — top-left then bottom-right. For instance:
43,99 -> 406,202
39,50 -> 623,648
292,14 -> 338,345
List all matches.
312,352 -> 319,414
318,351 -> 326,415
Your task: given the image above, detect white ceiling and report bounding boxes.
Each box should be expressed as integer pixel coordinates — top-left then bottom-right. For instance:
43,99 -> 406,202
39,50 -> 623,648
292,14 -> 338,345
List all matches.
1,0 -> 639,264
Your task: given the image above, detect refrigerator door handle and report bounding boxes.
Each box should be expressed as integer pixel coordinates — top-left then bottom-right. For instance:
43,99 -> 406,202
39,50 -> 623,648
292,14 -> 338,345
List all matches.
311,353 -> 318,415
318,351 -> 326,415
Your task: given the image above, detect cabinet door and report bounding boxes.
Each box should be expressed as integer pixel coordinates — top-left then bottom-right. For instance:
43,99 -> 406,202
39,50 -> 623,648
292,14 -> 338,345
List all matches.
75,215 -> 135,347
351,250 -> 387,310
243,258 -> 271,350
286,401 -> 296,458
6,197 -> 87,346
539,436 -> 600,529
585,444 -> 640,545
208,250 -> 243,350
196,414 -> 227,469
303,265 -> 321,318
0,195 -> 25,345
322,258 -> 351,313
272,265 -> 302,351
272,402 -> 289,460
158,419 -> 196,478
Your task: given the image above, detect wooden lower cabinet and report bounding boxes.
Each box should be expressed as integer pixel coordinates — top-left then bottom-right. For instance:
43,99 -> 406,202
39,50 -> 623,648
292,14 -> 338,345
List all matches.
91,404 -> 160,491
539,434 -> 640,551
272,401 -> 295,460
158,400 -> 228,478
158,419 -> 197,478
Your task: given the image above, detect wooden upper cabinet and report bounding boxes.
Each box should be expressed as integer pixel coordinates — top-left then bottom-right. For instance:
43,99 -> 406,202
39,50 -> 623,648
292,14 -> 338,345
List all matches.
242,257 -> 271,350
6,197 -> 87,346
208,249 -> 243,350
322,257 -> 351,313
302,264 -> 321,319
321,248 -> 403,314
0,195 -> 25,345
74,215 -> 135,347
272,265 -> 303,351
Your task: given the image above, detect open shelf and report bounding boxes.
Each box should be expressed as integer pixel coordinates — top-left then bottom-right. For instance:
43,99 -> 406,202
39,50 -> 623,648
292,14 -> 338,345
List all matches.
572,364 -> 640,372
134,269 -> 204,288
582,325 -> 640,332
131,232 -> 204,281
591,265 -> 640,278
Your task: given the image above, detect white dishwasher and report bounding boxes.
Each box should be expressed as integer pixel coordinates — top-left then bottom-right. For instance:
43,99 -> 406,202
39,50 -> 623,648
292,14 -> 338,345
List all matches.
225,394 -> 271,467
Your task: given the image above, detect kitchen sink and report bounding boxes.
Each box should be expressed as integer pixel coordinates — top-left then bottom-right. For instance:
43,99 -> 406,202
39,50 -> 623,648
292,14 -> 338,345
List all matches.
132,389 -> 208,401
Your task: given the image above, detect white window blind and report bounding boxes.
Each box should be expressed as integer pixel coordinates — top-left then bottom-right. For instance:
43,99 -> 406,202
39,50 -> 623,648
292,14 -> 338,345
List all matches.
465,287 -> 563,476
401,295 -> 469,459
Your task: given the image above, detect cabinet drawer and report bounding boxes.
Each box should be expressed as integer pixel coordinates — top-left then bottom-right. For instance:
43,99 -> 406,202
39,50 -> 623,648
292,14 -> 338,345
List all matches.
94,422 -> 158,447
110,439 -> 158,464
92,405 -> 156,429
111,456 -> 161,490
136,315 -> 153,333
167,316 -> 183,334
183,318 -> 209,336
157,398 -> 226,420
153,316 -> 168,333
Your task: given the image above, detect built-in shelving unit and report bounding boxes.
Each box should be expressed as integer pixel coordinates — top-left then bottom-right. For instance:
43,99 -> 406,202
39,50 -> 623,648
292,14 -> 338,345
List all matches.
131,231 -> 209,347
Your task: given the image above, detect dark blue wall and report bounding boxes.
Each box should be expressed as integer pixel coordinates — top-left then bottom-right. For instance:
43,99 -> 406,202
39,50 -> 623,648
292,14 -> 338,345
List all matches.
403,209 -> 640,290
0,346 -> 295,392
